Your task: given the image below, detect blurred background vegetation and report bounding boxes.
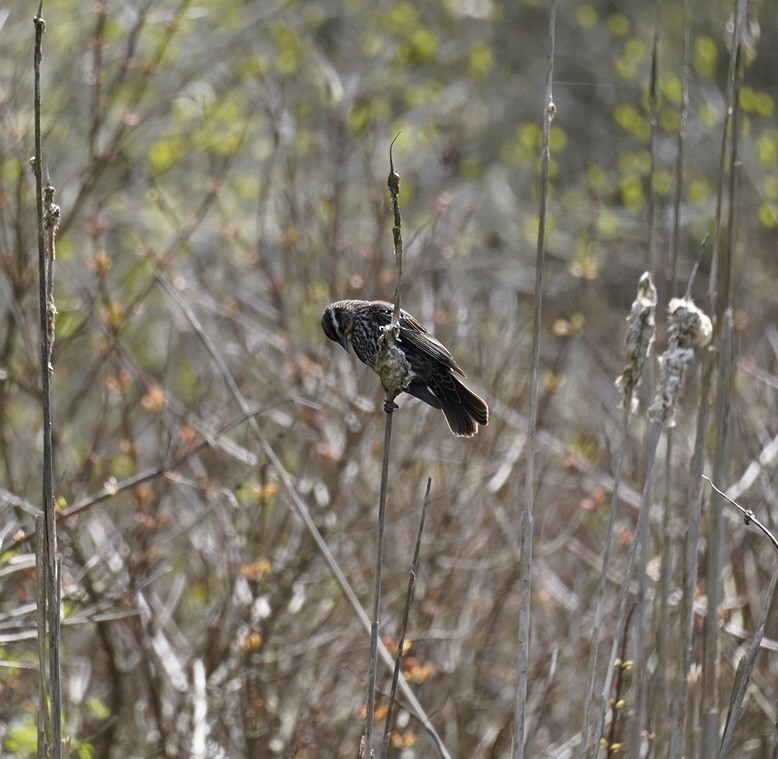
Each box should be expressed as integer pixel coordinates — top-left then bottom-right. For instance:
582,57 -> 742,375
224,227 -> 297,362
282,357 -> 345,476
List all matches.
1,0 -> 777,756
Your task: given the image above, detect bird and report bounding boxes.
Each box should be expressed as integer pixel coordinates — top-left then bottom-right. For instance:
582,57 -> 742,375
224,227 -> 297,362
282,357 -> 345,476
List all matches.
321,299 -> 488,437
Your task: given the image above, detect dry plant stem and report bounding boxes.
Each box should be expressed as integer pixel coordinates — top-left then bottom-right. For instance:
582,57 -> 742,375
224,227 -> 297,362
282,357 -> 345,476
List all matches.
665,19 -> 692,734
364,399 -> 396,757
512,5 -> 555,757
708,0 -> 742,321
703,311 -> 735,755
670,0 -> 690,287
646,0 -> 660,273
654,441 -> 673,751
381,478 -> 432,759
578,404 -> 630,758
526,644 -> 559,750
668,349 -> 715,759
631,438 -> 656,757
592,422 -> 662,758
703,47 -> 746,756
364,141 -> 407,757
33,7 -> 62,757
35,515 -> 50,757
650,12 -> 673,739
388,134 -> 403,326
605,605 -> 636,758
719,564 -> 778,757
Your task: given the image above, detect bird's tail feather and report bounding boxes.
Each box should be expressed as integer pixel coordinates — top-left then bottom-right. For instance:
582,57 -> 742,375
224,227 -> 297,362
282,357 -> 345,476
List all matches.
439,377 -> 489,438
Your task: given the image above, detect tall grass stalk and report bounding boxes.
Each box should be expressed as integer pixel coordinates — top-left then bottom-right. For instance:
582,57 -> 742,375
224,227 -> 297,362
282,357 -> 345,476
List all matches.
512,4 -> 555,756
702,0 -> 745,752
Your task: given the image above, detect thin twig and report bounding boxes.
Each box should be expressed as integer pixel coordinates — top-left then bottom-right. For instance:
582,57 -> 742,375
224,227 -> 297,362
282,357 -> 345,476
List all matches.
2,403 -> 272,556
702,476 -> 778,553
381,478 -> 431,758
684,236 -> 708,300
513,5 -> 555,757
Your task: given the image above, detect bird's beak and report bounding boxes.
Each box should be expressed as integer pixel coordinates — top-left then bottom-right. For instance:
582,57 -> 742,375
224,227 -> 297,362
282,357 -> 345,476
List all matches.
339,336 -> 350,353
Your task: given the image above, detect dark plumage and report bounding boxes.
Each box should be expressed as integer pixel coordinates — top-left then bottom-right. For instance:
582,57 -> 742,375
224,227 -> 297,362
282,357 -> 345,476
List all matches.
321,299 -> 488,437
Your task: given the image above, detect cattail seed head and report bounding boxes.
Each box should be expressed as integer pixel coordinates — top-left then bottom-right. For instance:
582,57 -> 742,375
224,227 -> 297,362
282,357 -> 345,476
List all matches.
648,297 -> 712,426
616,271 -> 657,407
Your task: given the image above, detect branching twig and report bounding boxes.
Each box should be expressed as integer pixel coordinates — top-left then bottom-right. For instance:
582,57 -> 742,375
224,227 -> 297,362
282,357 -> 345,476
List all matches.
702,476 -> 778,553
2,404 -> 272,557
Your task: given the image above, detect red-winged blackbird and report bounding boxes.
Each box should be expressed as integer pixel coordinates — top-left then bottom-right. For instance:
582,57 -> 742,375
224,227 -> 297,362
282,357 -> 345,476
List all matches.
321,299 -> 489,437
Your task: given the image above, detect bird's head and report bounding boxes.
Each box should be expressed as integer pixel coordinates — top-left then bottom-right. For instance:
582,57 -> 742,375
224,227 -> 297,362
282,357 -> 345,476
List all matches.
321,303 -> 352,353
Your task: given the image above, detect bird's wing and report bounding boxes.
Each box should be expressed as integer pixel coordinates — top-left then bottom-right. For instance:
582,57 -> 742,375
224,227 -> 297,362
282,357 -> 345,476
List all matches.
399,325 -> 464,375
370,300 -> 465,376
399,315 -> 466,376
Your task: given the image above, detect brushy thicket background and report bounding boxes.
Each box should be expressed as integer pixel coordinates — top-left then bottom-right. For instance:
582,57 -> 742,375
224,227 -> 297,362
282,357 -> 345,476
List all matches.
1,0 -> 778,757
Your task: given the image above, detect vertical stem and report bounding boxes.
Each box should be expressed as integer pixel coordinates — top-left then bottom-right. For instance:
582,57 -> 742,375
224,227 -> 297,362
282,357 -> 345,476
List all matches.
35,515 -> 50,759
592,422 -> 663,757
704,0 -> 744,747
33,7 -> 62,758
388,136 -> 403,326
670,0 -> 689,290
579,405 -> 630,758
381,478 -> 431,758
654,435 -> 673,751
646,0 -> 661,274
513,5 -> 556,757
669,347 -> 715,757
363,403 -> 395,756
